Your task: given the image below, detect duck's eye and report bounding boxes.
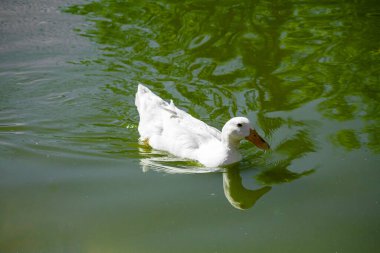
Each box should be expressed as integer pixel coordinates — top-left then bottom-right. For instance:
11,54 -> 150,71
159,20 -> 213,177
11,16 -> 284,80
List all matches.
237,123 -> 243,127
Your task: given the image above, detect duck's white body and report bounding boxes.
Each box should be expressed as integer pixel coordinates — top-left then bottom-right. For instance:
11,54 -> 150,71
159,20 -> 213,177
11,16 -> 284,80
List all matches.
135,84 -> 269,167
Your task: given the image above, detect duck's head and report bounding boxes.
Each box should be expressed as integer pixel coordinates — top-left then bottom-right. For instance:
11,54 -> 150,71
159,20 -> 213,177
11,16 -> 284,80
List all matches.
222,117 -> 270,150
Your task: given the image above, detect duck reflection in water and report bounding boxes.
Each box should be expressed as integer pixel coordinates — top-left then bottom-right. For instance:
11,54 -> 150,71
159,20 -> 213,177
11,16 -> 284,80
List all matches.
223,166 -> 271,210
138,147 -> 272,210
139,142 -> 314,210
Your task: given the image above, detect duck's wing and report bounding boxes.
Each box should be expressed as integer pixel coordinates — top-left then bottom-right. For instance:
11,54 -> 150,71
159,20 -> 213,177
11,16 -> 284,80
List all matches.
168,99 -> 221,141
135,84 -> 221,142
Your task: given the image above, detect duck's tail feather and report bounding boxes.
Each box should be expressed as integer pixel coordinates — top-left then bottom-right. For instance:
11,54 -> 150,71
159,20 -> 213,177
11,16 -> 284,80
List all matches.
135,83 -> 178,139
135,83 -> 169,112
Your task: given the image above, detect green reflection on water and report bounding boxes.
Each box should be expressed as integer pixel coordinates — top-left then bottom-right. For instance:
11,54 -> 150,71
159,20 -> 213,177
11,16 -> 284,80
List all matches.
64,0 -> 380,208
1,0 -> 380,252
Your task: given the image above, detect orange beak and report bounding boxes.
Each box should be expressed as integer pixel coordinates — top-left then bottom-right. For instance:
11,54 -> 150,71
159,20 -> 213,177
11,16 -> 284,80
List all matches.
245,129 -> 270,150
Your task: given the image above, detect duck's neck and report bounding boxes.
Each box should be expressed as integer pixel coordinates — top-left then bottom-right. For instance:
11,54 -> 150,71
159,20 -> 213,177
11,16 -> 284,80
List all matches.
221,131 -> 241,150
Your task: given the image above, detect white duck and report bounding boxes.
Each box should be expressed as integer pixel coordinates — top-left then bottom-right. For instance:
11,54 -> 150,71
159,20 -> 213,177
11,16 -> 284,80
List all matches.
135,84 -> 269,167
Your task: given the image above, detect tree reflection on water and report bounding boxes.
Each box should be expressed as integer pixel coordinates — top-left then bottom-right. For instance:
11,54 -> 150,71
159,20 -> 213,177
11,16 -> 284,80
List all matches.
65,0 -> 380,209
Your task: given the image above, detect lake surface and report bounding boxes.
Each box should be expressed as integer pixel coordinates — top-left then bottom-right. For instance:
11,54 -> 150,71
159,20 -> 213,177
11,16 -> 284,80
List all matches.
1,0 -> 380,252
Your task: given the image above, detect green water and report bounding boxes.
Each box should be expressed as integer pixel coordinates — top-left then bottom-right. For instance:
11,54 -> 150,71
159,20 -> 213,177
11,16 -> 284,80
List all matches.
1,0 -> 380,252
